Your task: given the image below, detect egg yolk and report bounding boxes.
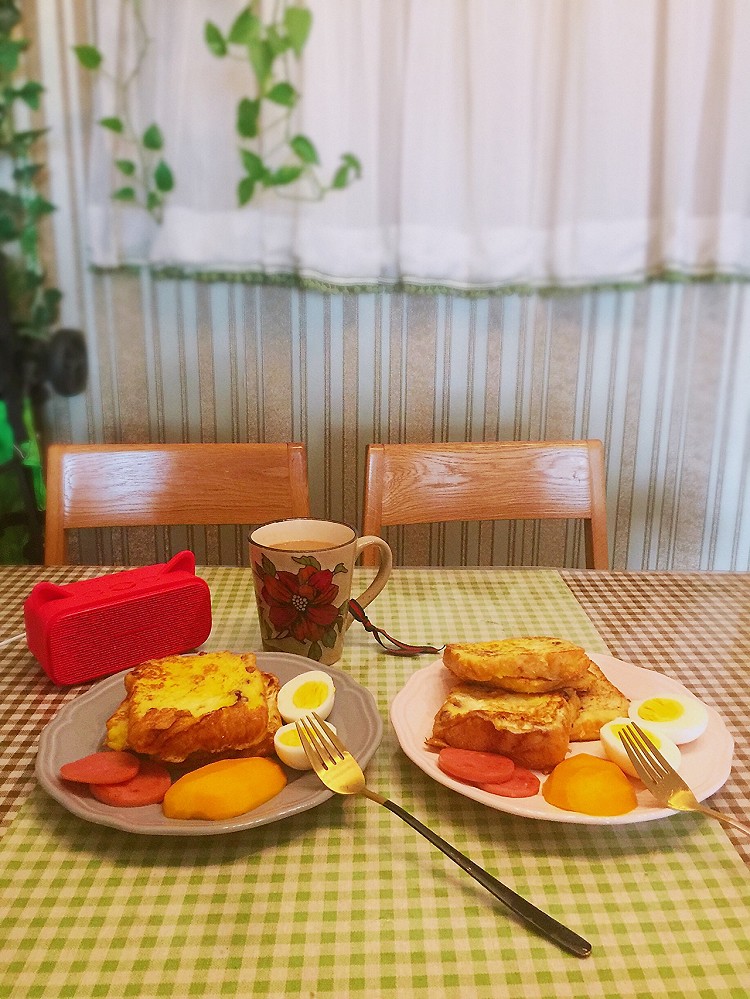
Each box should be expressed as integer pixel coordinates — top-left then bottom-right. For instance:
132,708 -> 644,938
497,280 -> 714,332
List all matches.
608,721 -> 666,751
635,697 -> 684,723
292,680 -> 330,709
542,754 -> 637,816
162,757 -> 287,821
277,728 -> 302,748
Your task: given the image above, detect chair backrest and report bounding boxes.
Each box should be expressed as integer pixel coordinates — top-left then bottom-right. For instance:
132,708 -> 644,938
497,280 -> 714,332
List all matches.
361,440 -> 609,568
44,442 -> 310,565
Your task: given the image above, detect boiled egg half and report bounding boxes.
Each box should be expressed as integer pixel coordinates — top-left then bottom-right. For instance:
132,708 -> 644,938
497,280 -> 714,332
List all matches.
628,694 -> 708,745
274,721 -> 338,770
277,670 -> 336,723
600,718 -> 681,779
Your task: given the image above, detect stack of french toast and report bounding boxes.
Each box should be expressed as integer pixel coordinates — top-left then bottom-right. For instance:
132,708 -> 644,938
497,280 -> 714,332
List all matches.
426,637 -> 628,772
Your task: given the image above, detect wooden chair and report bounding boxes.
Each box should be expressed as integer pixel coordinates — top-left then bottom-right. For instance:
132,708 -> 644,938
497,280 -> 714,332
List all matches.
44,442 -> 310,565
361,440 -> 609,568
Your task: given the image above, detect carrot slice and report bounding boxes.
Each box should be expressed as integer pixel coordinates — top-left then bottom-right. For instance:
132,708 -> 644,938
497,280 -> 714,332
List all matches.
60,751 -> 140,785
90,760 -> 172,807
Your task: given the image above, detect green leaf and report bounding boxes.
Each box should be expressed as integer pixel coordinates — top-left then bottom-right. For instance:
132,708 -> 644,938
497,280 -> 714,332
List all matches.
12,163 -> 42,184
115,159 -> 136,176
332,562 -> 348,575
15,81 -> 44,110
236,98 -> 260,139
12,128 -> 48,150
306,642 -> 322,662
142,124 -> 163,151
73,44 -> 102,70
43,287 -> 63,311
0,189 -> 21,209
153,160 -> 174,192
292,555 -> 322,569
112,187 -> 136,202
247,37 -> 273,86
267,26 -> 292,57
228,9 -> 260,45
20,224 -> 38,257
331,165 -> 349,190
267,82 -> 297,108
32,286 -> 62,327
99,116 -> 124,134
147,191 -> 163,213
261,554 -> 276,576
0,37 -> 24,74
0,8 -> 21,34
0,38 -> 27,73
204,22 -> 227,57
342,153 -> 362,174
321,628 -> 337,649
284,6 -> 312,56
0,213 -> 19,241
265,165 -> 303,187
332,153 -> 362,189
240,149 -> 266,182
290,134 -> 319,165
26,195 -> 56,219
238,176 -> 256,206
32,300 -> 54,328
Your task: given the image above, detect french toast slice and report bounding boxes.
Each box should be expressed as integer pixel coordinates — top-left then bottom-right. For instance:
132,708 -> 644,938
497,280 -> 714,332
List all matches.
442,637 -> 592,693
105,651 -> 279,763
426,683 -> 580,772
568,661 -> 629,741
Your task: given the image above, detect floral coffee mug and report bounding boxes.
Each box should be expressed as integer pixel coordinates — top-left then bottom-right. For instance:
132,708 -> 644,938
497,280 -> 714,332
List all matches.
249,518 -> 392,665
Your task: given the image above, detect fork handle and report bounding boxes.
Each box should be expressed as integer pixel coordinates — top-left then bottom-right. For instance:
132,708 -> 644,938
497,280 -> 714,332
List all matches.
372,793 -> 591,958
694,804 -> 750,836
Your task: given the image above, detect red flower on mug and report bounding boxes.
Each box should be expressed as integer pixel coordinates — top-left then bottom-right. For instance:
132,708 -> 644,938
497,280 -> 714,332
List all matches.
260,564 -> 340,643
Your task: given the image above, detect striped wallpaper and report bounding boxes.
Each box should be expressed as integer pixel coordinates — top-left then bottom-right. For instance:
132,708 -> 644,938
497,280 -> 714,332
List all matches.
31,2 -> 750,571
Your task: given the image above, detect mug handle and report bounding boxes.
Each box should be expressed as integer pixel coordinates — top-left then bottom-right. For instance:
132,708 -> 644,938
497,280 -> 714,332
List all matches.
345,536 -> 393,630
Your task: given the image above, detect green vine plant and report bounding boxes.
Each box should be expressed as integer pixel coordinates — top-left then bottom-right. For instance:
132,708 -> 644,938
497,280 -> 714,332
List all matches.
73,0 -> 173,222
206,3 -> 362,205
0,0 -> 60,340
74,1 -> 361,219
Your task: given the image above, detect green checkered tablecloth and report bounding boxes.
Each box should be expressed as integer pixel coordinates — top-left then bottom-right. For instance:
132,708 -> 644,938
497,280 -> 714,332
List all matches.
2,568 -> 750,998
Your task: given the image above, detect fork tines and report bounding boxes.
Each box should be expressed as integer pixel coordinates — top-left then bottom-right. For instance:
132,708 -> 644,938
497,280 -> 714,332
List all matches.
618,722 -> 672,782
296,712 -> 344,769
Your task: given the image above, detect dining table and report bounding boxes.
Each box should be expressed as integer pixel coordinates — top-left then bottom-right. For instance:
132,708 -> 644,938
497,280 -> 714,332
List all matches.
1,562 -> 749,999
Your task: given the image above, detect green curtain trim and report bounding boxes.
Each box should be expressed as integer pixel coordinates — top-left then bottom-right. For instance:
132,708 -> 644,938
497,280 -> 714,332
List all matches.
89,264 -> 750,297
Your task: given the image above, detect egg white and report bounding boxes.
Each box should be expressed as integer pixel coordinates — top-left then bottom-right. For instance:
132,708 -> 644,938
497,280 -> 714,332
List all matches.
628,694 -> 708,745
274,721 -> 337,770
600,718 -> 681,779
276,670 -> 336,723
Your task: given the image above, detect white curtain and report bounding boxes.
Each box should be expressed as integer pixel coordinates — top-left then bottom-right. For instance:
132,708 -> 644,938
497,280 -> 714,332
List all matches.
85,0 -> 750,291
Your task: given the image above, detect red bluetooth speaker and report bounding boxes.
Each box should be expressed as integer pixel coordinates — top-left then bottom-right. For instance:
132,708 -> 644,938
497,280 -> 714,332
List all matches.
24,550 -> 213,686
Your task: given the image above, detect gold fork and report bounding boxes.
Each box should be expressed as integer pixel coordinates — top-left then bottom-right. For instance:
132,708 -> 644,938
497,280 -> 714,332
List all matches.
296,713 -> 592,958
619,723 -> 750,835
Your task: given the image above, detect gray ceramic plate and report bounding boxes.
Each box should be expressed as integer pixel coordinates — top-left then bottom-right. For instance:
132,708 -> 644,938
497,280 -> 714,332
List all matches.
36,652 -> 383,836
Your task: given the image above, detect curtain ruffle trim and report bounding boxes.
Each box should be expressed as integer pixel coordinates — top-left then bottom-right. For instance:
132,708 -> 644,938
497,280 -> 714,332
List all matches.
89,264 -> 750,297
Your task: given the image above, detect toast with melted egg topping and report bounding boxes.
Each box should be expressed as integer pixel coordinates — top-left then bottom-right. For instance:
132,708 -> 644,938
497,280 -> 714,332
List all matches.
105,651 -> 280,763
442,637 -> 592,693
568,661 -> 629,741
426,683 -> 580,772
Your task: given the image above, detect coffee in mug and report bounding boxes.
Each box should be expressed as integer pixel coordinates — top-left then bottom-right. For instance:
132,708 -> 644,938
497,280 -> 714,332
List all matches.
249,518 -> 392,666
271,539 -> 337,551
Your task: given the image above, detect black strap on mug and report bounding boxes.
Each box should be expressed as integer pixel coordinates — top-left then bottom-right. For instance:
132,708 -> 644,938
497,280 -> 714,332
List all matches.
348,598 -> 444,656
